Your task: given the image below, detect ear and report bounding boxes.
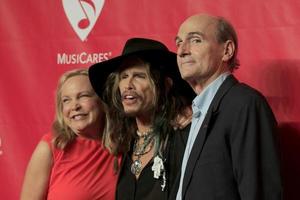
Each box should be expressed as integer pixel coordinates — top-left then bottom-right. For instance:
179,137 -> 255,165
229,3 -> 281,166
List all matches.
222,40 -> 235,62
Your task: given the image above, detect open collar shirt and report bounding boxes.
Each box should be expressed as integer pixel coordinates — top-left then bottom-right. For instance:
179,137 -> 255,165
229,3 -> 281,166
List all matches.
176,72 -> 230,200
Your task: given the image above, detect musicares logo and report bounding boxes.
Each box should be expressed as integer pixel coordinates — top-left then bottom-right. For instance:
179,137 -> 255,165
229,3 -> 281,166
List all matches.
62,0 -> 105,41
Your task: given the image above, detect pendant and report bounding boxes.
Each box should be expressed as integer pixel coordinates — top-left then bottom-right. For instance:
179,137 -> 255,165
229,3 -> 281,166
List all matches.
131,159 -> 142,175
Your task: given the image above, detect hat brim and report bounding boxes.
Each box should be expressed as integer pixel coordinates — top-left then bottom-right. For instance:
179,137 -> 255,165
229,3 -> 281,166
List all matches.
89,49 -> 196,102
89,49 -> 176,97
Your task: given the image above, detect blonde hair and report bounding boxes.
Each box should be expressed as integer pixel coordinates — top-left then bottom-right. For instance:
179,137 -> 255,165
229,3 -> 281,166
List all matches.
52,68 -> 111,150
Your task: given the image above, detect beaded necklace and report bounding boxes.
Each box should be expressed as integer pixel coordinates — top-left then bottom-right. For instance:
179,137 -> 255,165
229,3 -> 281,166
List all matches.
130,130 -> 155,175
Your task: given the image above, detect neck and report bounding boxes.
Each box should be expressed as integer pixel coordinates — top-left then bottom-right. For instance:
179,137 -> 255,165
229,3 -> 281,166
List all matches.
75,122 -> 104,141
190,70 -> 230,95
135,117 -> 152,134
75,131 -> 101,140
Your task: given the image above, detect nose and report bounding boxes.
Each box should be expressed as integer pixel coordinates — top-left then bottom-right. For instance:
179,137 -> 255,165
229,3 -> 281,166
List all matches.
71,100 -> 81,111
124,77 -> 134,90
177,41 -> 190,57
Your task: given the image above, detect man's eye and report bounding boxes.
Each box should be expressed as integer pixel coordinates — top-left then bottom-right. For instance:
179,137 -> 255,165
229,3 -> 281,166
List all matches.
175,41 -> 182,47
120,74 -> 128,79
191,38 -> 202,43
137,74 -> 146,79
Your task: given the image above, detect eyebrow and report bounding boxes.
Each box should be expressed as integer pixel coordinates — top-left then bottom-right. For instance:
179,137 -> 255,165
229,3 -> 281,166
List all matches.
132,71 -> 147,76
188,31 -> 204,37
120,70 -> 147,76
175,31 -> 205,42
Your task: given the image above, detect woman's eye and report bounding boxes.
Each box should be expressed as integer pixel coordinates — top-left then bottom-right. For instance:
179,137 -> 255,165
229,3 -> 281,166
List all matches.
80,94 -> 91,98
62,98 -> 69,103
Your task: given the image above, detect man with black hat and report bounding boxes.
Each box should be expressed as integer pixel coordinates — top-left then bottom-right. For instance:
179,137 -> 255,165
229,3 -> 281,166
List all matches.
89,38 -> 195,200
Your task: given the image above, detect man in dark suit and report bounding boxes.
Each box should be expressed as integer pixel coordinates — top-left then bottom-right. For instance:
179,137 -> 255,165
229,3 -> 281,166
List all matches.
174,13 -> 282,200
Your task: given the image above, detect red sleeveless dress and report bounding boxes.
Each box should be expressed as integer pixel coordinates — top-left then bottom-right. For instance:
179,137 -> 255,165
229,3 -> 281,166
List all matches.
42,133 -> 119,200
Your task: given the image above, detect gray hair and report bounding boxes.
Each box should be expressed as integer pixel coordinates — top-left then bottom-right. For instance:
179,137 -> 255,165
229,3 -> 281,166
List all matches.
215,17 -> 240,71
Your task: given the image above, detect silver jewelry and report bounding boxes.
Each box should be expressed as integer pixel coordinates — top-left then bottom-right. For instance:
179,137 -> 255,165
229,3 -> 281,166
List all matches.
131,130 -> 155,176
131,159 -> 142,175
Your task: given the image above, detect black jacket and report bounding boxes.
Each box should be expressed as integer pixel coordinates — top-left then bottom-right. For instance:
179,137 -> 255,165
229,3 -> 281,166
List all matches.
171,75 -> 282,200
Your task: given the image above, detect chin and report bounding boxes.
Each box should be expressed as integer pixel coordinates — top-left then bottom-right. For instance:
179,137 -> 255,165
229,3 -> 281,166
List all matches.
124,110 -> 138,117
181,74 -> 192,81
124,112 -> 137,117
71,126 -> 87,133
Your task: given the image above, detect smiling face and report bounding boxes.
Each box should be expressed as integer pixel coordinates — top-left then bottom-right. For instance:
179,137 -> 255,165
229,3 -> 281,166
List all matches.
175,14 -> 228,92
60,75 -> 104,137
118,62 -> 156,120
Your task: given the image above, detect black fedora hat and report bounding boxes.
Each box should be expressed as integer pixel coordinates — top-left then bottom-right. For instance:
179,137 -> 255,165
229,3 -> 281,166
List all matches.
88,37 -> 195,101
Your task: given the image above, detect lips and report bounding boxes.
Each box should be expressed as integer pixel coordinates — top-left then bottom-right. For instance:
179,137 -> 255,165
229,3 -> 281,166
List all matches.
181,59 -> 195,65
121,91 -> 140,104
71,113 -> 87,120
121,91 -> 139,100
123,95 -> 135,100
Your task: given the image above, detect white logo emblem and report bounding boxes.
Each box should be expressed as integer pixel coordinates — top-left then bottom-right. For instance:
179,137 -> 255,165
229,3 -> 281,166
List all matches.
62,0 -> 105,41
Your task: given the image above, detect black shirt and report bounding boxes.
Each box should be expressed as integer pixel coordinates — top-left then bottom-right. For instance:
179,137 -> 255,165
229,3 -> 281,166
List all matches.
116,126 -> 189,200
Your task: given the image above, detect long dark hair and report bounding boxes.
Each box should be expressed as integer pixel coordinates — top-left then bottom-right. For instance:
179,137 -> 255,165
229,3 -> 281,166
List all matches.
103,56 -> 192,156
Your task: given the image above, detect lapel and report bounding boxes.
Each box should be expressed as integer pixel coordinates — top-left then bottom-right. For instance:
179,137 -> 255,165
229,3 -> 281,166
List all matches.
181,75 -> 238,197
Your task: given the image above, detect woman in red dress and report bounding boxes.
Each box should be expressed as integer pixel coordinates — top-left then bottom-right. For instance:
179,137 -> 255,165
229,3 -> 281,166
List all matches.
21,69 -> 120,200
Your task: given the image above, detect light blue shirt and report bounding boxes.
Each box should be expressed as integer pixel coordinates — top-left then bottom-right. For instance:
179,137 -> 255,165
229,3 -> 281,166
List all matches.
176,73 -> 230,200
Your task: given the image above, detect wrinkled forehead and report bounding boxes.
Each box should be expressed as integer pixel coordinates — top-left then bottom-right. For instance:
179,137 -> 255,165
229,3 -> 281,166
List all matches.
177,15 -> 218,38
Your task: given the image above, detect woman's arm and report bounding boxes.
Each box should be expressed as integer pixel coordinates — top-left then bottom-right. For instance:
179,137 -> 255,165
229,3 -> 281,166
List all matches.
20,140 -> 53,200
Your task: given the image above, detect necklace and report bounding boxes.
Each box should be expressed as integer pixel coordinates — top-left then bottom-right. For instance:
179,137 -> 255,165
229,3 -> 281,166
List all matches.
131,130 -> 155,176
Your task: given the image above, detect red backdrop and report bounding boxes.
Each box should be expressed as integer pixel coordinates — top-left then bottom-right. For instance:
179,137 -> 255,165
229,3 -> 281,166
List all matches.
1,0 -> 299,199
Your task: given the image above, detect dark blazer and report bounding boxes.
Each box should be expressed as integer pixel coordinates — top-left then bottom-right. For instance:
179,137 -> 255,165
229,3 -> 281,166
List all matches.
174,75 -> 282,200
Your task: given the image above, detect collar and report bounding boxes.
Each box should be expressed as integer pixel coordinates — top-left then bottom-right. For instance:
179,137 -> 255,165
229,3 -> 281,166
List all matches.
192,72 -> 230,118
